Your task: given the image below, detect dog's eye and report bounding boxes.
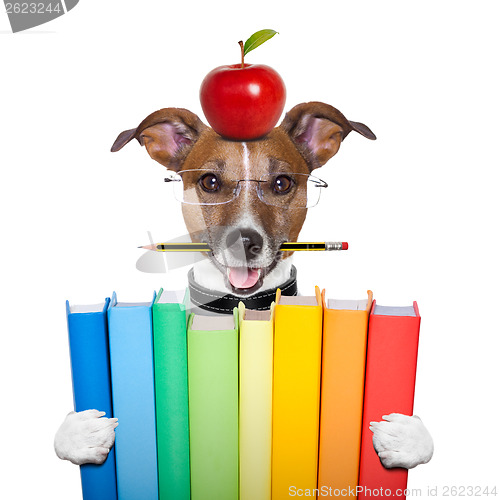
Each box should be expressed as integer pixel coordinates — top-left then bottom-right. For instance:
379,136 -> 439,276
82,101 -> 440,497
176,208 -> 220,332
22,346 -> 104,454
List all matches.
272,175 -> 294,195
199,173 -> 220,192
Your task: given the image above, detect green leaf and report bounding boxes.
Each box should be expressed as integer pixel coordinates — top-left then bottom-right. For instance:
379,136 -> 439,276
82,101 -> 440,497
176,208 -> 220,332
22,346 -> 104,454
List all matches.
243,29 -> 278,56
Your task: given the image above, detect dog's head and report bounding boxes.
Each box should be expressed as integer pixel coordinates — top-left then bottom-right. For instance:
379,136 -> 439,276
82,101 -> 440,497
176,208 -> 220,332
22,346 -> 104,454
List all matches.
112,102 -> 375,295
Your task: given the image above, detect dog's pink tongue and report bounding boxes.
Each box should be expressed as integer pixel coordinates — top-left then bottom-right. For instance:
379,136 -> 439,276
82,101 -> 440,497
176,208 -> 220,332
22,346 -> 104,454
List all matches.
228,267 -> 260,289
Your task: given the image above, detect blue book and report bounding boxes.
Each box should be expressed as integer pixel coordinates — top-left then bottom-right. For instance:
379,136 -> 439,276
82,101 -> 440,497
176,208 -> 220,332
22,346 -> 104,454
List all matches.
108,292 -> 159,500
66,298 -> 118,500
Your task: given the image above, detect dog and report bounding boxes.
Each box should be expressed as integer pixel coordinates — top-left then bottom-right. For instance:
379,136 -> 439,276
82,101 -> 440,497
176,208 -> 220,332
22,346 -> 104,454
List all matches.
54,101 -> 433,472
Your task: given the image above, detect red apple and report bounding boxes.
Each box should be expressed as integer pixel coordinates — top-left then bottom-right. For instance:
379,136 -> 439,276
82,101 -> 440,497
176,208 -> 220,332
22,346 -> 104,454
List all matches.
200,63 -> 286,141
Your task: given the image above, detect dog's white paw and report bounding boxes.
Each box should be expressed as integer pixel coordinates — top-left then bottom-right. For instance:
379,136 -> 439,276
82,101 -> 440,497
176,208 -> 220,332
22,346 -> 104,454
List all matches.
54,409 -> 118,465
370,413 -> 433,469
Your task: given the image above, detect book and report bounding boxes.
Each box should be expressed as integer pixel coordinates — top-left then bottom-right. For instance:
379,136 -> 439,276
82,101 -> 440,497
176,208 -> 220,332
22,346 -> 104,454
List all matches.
358,301 -> 421,500
108,292 -> 158,500
238,302 -> 274,500
152,288 -> 190,500
187,308 -> 239,500
318,290 -> 373,497
66,298 -> 117,500
272,287 -> 323,500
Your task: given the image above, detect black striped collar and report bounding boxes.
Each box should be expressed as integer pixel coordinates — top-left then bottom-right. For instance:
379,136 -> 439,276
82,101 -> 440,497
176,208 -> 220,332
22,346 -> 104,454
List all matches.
188,266 -> 298,314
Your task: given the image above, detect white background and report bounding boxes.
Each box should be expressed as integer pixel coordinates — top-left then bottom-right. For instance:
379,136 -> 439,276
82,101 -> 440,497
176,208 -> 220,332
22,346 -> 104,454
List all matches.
1,0 -> 498,498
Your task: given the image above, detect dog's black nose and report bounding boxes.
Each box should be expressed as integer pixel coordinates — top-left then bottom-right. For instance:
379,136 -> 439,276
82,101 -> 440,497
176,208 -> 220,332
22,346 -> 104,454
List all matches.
225,229 -> 264,261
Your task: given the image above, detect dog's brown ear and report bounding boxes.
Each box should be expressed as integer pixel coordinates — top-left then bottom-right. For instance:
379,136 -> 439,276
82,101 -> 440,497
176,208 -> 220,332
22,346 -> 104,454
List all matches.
111,108 -> 208,171
280,102 -> 376,169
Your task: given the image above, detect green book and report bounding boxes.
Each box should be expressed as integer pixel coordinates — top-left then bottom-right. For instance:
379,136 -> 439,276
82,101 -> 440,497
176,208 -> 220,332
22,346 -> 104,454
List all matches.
152,289 -> 190,500
187,308 -> 239,500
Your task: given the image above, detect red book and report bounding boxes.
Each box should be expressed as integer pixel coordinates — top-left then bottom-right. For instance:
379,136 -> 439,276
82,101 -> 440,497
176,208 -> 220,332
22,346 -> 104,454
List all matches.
358,301 -> 420,500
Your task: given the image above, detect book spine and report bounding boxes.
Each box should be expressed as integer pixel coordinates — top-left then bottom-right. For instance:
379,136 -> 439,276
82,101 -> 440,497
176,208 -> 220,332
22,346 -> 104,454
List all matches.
187,313 -> 239,500
358,303 -> 420,500
272,304 -> 323,500
239,317 -> 273,500
318,308 -> 369,497
108,299 -> 158,500
152,302 -> 190,500
66,300 -> 117,500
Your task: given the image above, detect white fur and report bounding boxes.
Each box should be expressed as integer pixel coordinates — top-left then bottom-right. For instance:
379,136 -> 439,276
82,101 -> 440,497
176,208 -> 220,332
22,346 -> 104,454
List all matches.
240,142 -> 253,217
235,142 -> 264,242
370,413 -> 434,469
54,409 -> 118,465
241,142 -> 250,178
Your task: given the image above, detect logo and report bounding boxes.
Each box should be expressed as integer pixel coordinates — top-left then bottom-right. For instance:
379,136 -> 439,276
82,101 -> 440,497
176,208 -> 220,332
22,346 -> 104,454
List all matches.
3,0 -> 78,32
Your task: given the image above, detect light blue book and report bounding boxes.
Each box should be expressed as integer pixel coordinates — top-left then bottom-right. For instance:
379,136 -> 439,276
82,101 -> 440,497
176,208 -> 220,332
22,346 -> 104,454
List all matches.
108,292 -> 158,500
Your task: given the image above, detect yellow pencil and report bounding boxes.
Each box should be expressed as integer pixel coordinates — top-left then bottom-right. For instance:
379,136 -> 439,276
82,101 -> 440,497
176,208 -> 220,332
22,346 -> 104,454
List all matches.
140,242 -> 348,252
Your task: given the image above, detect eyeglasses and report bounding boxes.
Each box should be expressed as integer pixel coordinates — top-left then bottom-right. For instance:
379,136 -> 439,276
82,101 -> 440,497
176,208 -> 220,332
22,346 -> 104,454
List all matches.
164,169 -> 328,209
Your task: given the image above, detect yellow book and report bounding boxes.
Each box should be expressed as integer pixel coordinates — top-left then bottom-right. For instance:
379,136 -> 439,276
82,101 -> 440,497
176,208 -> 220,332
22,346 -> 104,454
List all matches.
272,287 -> 323,500
238,302 -> 274,500
318,290 -> 373,497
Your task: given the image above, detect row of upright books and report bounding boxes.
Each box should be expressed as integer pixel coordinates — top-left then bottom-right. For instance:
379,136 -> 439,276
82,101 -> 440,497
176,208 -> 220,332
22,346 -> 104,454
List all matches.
66,286 -> 421,500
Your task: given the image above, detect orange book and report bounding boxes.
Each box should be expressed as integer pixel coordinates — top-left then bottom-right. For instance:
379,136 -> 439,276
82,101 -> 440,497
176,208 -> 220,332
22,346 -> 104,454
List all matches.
271,287 -> 323,500
318,290 -> 373,497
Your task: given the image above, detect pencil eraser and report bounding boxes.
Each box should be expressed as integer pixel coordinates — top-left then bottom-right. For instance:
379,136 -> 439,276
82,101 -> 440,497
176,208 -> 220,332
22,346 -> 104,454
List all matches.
342,242 -> 349,250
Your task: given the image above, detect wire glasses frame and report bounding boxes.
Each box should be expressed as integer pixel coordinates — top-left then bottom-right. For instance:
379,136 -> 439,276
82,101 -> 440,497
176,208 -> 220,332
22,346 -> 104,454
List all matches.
164,169 -> 328,209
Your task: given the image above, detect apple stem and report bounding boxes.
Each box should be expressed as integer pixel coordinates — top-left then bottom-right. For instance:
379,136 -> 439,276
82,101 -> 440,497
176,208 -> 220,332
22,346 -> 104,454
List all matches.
238,40 -> 245,68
